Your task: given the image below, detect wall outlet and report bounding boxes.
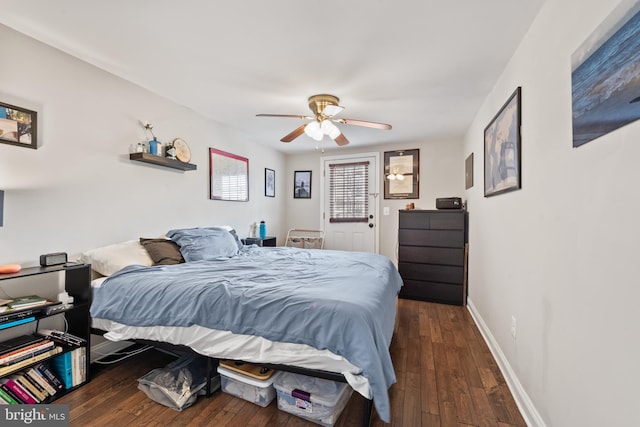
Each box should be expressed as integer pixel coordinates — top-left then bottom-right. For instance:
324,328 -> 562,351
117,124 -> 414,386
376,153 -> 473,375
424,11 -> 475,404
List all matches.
510,316 -> 517,340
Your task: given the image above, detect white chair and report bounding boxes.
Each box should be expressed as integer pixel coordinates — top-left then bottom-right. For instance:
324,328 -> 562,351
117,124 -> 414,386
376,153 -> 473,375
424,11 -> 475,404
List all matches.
285,229 -> 325,249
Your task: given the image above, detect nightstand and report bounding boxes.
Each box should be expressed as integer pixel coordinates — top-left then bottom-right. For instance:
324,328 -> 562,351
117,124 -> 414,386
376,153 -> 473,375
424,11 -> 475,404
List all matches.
242,236 -> 276,247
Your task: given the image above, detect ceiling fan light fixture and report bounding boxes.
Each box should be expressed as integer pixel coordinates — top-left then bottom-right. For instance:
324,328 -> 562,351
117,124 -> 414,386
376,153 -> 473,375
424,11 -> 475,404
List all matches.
305,121 -> 323,141
320,119 -> 340,138
258,94 -> 391,147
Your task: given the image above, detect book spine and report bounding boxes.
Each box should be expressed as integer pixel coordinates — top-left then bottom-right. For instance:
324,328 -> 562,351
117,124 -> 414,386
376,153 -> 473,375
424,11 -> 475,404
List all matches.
49,352 -> 73,389
0,310 -> 35,324
13,375 -> 45,402
1,379 -> 37,404
20,371 -> 49,399
0,341 -> 55,365
79,347 -> 87,383
0,347 -> 62,377
71,348 -> 86,386
35,363 -> 64,391
0,385 -> 18,404
0,317 -> 36,330
26,368 -> 56,396
0,340 -> 50,361
0,384 -> 22,403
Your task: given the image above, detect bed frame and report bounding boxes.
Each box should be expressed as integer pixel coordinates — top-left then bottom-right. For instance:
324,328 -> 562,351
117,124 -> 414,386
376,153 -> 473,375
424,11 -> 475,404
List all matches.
91,331 -> 374,426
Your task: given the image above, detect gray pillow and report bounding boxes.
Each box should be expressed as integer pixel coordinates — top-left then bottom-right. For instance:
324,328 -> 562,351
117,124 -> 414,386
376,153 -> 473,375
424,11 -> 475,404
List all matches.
167,227 -> 239,261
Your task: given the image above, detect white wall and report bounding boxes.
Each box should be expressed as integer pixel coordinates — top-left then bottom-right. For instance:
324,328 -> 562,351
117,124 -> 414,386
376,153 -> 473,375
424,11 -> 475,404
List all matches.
285,138 -> 464,263
0,24 -> 286,265
464,0 -> 640,426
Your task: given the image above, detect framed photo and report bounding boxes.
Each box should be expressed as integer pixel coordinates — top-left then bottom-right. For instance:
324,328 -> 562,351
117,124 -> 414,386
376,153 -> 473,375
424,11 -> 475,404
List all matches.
293,170 -> 312,199
0,102 -> 37,149
465,153 -> 474,189
571,3 -> 640,147
265,168 -> 275,197
484,87 -> 521,197
383,149 -> 419,199
209,148 -> 249,202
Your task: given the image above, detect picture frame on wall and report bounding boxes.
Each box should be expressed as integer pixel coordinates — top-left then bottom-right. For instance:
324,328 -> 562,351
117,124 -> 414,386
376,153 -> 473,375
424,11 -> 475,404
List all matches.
484,87 -> 521,197
383,149 -> 419,199
265,168 -> 275,197
0,101 -> 37,149
465,153 -> 474,189
293,170 -> 312,199
209,148 -> 249,202
571,2 -> 640,147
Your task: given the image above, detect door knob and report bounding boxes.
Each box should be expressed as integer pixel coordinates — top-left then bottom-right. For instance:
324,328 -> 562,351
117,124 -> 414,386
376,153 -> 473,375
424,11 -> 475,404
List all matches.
368,223 -> 374,228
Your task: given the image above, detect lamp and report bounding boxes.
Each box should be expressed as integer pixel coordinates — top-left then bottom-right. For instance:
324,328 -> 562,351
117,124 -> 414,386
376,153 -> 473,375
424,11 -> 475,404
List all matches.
0,190 -> 4,227
387,168 -> 405,181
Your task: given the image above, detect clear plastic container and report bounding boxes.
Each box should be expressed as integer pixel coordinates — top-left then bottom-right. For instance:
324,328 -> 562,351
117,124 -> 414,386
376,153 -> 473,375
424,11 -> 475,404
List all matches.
273,372 -> 353,426
217,365 -> 280,407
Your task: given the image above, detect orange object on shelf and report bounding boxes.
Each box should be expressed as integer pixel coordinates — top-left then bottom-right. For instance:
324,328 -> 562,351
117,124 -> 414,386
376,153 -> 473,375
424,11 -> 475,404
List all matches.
0,264 -> 21,274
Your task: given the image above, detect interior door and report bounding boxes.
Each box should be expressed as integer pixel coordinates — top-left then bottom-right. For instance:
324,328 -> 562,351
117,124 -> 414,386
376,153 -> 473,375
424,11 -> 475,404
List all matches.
321,153 -> 379,253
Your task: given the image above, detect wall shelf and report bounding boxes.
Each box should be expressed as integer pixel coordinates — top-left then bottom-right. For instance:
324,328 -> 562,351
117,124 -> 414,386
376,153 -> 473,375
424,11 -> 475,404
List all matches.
129,153 -> 197,171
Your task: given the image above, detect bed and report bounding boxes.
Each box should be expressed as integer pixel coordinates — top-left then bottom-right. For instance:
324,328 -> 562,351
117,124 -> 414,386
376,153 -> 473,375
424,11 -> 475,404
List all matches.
83,227 -> 403,423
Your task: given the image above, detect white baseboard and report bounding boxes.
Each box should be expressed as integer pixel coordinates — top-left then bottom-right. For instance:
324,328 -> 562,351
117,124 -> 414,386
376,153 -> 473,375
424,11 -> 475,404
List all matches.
466,298 -> 547,427
89,336 -> 133,363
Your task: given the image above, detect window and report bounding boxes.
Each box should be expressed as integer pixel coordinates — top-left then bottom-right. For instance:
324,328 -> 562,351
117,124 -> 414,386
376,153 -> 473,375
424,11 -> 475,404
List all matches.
329,161 -> 369,223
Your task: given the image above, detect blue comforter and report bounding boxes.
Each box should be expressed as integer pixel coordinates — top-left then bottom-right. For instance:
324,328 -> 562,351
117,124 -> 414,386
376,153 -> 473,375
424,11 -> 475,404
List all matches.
91,246 -> 402,421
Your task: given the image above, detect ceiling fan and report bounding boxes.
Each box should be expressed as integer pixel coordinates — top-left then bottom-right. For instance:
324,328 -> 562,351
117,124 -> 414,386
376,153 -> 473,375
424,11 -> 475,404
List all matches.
257,94 -> 392,146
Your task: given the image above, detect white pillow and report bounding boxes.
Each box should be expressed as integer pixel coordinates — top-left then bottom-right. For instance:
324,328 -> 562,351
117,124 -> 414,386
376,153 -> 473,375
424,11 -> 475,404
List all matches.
79,240 -> 153,277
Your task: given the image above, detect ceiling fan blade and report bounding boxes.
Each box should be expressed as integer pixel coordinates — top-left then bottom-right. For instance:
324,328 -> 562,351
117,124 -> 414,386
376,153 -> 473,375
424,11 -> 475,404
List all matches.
281,124 -> 307,142
333,133 -> 350,146
257,114 -> 312,120
335,118 -> 392,130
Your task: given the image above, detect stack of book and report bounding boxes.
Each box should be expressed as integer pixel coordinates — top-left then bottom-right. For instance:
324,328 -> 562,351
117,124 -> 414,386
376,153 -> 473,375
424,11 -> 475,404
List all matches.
0,334 -> 67,404
0,295 -> 60,330
0,363 -> 65,404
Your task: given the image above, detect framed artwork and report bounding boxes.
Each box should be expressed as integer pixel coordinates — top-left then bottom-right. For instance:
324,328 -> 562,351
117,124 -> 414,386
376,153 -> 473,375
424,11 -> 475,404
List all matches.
265,168 -> 275,197
383,149 -> 419,199
209,148 -> 249,201
293,170 -> 312,199
571,2 -> 640,147
465,153 -> 474,189
484,87 -> 521,197
0,102 -> 37,149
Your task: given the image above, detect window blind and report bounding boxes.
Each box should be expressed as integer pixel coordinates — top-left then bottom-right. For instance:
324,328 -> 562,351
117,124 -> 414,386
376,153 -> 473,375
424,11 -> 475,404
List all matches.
329,161 -> 369,223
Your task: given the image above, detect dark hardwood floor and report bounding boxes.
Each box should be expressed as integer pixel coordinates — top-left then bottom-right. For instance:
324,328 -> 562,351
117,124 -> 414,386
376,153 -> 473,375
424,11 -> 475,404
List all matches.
57,299 -> 526,426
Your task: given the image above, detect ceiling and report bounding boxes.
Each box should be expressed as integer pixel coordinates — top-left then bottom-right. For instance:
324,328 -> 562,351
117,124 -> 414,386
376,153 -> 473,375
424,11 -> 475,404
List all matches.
0,0 -> 545,153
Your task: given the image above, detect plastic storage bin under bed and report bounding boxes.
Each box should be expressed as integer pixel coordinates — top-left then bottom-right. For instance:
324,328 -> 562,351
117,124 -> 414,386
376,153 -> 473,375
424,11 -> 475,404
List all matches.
217,365 -> 280,407
273,371 -> 353,426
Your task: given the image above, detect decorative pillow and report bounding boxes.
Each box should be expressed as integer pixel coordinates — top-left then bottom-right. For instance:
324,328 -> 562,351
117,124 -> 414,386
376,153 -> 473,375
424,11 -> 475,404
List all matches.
139,238 -> 185,265
167,227 -> 239,262
79,240 -> 153,277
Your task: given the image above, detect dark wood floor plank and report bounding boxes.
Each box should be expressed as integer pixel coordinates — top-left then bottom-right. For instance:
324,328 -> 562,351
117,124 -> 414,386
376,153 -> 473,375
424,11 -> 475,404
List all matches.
56,299 -> 525,426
